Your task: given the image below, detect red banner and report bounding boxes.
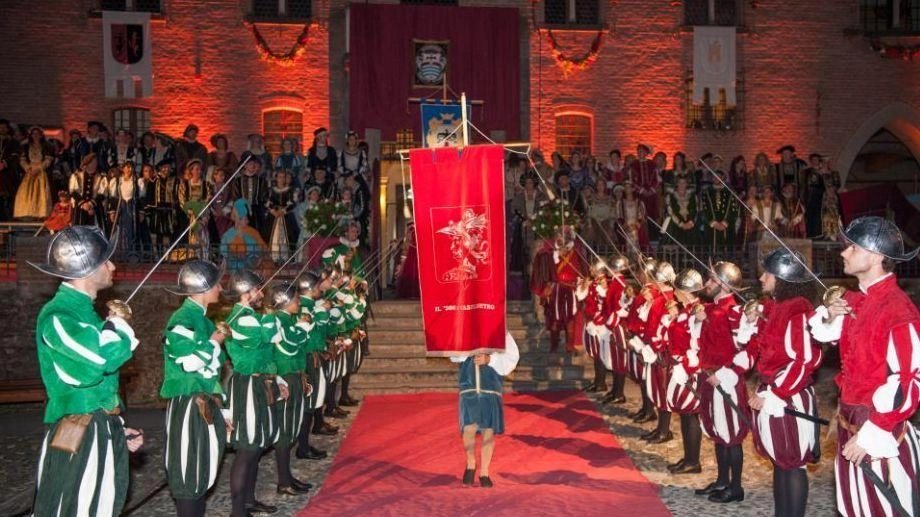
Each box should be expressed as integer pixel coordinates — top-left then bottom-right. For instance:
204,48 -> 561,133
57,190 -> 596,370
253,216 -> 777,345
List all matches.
409,145 -> 506,356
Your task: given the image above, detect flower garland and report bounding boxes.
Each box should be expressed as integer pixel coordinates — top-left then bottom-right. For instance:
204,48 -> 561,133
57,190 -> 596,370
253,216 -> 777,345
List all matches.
249,23 -> 311,66
546,30 -> 604,76
531,197 -> 583,239
870,38 -> 920,61
303,199 -> 350,236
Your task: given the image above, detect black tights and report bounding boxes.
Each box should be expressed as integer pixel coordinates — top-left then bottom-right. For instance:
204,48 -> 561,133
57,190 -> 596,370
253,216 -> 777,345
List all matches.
175,497 -> 206,517
679,414 -> 701,465
230,449 -> 261,517
325,381 -> 338,410
276,445 -> 293,486
298,410 -> 315,452
656,410 -> 671,434
773,467 -> 808,517
608,373 -> 626,398
714,443 -> 743,492
340,374 -> 351,401
638,383 -> 653,414
593,358 -> 607,387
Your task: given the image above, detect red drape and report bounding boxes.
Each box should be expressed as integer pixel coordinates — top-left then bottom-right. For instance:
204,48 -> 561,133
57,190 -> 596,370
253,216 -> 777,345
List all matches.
348,4 -> 521,142
839,184 -> 920,242
410,145 -> 506,355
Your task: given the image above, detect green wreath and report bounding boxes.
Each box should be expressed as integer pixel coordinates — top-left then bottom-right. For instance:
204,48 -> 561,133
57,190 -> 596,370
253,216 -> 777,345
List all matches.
303,199 -> 350,236
531,197 -> 582,239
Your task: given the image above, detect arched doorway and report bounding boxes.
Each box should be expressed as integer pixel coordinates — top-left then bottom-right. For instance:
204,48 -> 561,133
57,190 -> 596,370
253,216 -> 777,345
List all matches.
836,102 -> 920,191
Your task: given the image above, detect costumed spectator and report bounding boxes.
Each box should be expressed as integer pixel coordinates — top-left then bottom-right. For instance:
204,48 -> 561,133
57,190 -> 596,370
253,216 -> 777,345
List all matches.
584,181 -> 616,249
752,152 -> 778,192
804,155 -> 841,239
734,248 -> 822,517
809,216 -> 920,517
820,179 -> 842,240
305,166 -> 338,201
603,149 -> 627,187
208,166 -> 238,240
568,150 -> 593,192
81,121 -> 108,168
174,124 -> 208,179
224,270 -> 283,517
136,164 -> 153,249
338,130 -> 368,186
161,260 -> 228,517
779,182 -> 806,239
149,133 -> 175,172
70,153 -> 101,227
775,145 -> 807,198
293,186 -> 322,262
671,152 -> 694,192
236,152 -> 270,238
738,185 -> 760,246
694,261 -> 748,504
267,169 -> 300,263
629,144 -> 660,223
43,190 -> 73,234
665,175 -> 698,247
656,152 -> 673,195
62,129 -> 84,175
554,169 -> 584,214
306,127 -> 337,180
207,133 -> 239,184
137,131 -> 157,167
221,199 -> 270,273
274,137 -> 304,188
701,170 -> 739,250
530,149 -> 554,186
177,159 -> 213,256
621,180 -> 650,251
95,167 -> 115,236
47,137 -> 68,195
246,133 -> 273,179
147,160 -> 178,249
344,173 -> 371,245
510,176 -> 546,272
28,226 -> 143,517
107,129 -> 136,169
0,120 -> 21,220
110,162 -> 140,251
15,126 -> 53,220
728,155 -> 748,194
450,333 -> 520,488
96,126 -> 115,172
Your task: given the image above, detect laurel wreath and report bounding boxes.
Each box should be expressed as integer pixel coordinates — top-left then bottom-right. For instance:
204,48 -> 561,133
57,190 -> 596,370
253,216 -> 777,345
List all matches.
546,30 -> 604,76
249,23 -> 311,66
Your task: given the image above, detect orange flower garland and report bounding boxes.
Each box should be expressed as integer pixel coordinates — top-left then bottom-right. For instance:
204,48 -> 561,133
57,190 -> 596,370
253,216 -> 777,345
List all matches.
250,23 -> 311,66
547,30 -> 604,76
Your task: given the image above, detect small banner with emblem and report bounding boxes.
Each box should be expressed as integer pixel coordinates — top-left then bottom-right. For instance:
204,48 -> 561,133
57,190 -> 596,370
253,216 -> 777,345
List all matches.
103,10 -> 153,98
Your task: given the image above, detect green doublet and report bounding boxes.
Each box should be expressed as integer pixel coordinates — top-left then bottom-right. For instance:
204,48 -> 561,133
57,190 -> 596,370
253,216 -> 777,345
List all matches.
300,296 -> 330,352
225,303 -> 277,375
160,298 -> 225,399
36,283 -> 135,424
271,310 -> 309,375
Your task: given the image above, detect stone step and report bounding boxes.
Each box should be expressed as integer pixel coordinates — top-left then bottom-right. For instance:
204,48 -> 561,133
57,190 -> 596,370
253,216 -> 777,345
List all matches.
367,328 -> 531,344
360,357 -> 454,371
507,380 -> 586,392
512,365 -> 586,382
370,300 -> 535,316
366,313 -> 531,329
350,368 -> 458,386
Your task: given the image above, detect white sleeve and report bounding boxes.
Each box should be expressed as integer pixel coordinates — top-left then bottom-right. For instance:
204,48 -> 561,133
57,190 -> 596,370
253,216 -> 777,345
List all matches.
488,333 -> 520,376
575,284 -> 590,301
449,355 -> 469,363
735,312 -> 760,345
808,306 -> 843,343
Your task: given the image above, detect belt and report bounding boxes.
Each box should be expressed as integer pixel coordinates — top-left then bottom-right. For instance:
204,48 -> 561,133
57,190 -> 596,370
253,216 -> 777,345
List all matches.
836,411 -> 907,444
460,388 -> 502,396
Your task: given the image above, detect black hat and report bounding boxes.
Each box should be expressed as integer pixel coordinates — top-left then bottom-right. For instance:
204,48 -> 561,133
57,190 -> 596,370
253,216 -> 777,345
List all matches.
87,120 -> 104,130
313,127 -> 328,137
240,151 -> 262,166
183,124 -> 199,137
776,145 -> 796,154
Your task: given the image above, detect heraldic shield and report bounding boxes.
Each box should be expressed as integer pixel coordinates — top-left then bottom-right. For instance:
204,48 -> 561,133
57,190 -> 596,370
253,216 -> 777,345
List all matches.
111,23 -> 144,65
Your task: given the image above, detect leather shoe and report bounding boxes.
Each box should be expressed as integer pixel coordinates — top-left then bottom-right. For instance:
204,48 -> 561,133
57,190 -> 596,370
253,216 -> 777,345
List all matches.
462,468 -> 475,486
276,484 -> 309,495
339,396 -> 360,406
479,476 -> 494,488
708,488 -> 744,503
635,411 -> 657,424
313,423 -> 338,435
666,458 -> 686,472
331,407 -> 350,418
295,446 -> 327,460
672,462 -> 702,474
246,500 -> 278,514
291,478 -> 313,491
649,431 -> 674,444
639,429 -> 660,441
628,409 -> 647,421
694,482 -> 727,496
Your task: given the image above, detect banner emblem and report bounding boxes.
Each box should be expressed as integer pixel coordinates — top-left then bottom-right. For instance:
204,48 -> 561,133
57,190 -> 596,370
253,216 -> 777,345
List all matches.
413,40 -> 448,88
111,23 -> 144,64
434,207 -> 492,282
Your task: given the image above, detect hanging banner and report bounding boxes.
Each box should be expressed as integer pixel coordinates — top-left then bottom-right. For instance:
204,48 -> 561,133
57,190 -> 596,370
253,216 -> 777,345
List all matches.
420,102 -> 472,148
409,144 -> 506,355
103,10 -> 153,98
692,26 -> 736,106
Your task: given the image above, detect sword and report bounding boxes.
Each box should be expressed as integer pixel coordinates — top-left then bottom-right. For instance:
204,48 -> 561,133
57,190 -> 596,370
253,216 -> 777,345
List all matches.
858,460 -> 913,517
783,407 -> 830,426
714,383 -> 754,429
124,154 -> 252,304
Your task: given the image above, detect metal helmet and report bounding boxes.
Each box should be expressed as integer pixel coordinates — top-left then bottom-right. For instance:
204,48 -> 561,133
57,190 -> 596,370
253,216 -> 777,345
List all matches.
709,259 -> 743,290
267,281 -> 297,310
165,260 -> 223,296
674,268 -> 704,293
654,261 -> 676,284
591,259 -> 609,277
295,271 -> 321,293
842,216 -> 919,261
28,225 -> 117,280
608,254 -> 630,273
761,247 -> 812,283
224,269 -> 263,300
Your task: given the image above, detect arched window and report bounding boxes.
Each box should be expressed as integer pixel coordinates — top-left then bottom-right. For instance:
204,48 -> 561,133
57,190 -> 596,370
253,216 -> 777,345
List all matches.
262,108 -> 304,155
555,112 -> 592,159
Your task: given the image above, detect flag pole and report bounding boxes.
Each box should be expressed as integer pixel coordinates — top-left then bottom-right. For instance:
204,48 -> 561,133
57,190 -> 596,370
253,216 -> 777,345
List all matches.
460,92 -> 469,147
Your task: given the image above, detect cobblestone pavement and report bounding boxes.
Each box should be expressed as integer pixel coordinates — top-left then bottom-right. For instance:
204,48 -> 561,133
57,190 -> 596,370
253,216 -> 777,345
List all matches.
0,368 -> 844,516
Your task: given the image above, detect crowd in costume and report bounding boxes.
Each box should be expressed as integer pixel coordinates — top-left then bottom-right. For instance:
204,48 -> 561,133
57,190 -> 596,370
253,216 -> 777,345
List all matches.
28,217 -> 370,517
0,119 -> 372,262
564,212 -> 920,516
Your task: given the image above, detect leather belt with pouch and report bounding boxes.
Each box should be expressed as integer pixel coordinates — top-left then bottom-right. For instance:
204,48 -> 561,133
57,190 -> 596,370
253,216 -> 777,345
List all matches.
51,413 -> 94,454
263,378 -> 277,405
195,395 -> 214,425
300,372 -> 311,394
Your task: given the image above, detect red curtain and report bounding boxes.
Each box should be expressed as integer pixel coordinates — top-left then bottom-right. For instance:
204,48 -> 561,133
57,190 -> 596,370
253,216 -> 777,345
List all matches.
410,145 -> 507,355
348,4 -> 521,142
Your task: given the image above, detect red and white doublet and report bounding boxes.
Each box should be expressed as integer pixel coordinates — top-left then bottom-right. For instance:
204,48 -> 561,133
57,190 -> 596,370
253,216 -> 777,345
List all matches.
630,159 -> 661,221
576,280 -> 614,366
666,304 -> 702,414
608,275 -> 632,375
544,247 -> 583,330
640,289 -> 676,412
735,297 -> 823,470
697,293 -> 749,446
625,284 -> 659,382
810,274 -> 920,517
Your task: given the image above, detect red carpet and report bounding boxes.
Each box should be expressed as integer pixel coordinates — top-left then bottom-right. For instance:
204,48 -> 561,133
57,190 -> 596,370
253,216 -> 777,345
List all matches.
298,391 -> 672,517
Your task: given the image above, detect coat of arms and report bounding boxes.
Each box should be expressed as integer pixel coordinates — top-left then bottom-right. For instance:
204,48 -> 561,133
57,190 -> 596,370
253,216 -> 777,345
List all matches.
110,23 -> 145,65
414,40 -> 448,88
433,207 -> 491,282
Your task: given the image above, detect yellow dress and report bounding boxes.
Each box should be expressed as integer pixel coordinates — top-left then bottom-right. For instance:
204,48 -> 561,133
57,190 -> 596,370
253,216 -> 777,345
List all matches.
14,145 -> 51,219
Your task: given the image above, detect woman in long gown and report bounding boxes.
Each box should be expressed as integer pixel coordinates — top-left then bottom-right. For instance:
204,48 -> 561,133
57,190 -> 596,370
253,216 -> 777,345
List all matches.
293,186 -> 322,263
267,169 -> 299,263
665,175 -> 698,246
14,126 -> 52,219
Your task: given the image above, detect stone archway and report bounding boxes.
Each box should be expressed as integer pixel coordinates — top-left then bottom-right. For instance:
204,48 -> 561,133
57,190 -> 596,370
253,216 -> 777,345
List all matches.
836,102 -> 920,187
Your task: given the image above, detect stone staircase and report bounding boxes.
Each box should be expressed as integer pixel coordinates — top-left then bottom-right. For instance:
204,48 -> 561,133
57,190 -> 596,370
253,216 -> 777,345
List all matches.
351,300 -> 593,394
